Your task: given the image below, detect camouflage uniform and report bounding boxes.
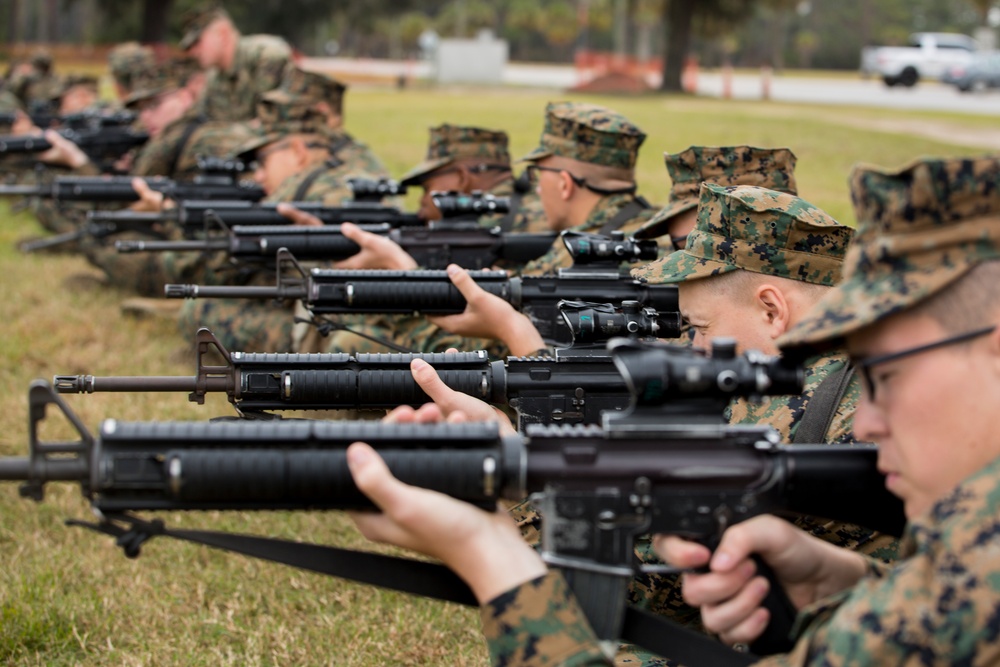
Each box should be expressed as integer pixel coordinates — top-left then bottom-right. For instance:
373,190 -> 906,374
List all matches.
179,101 -> 393,353
482,156 -> 1000,666
634,146 -> 798,243
197,35 -> 292,123
325,104 -> 658,357
80,61 -> 254,295
319,123 -> 549,356
616,184 -> 897,665
107,42 -> 155,97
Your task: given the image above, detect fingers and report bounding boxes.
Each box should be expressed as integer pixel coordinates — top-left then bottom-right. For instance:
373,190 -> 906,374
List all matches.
346,442 -> 409,517
653,535 -> 712,570
445,264 -> 482,299
277,202 -> 323,227
410,358 -> 464,412
682,559 -> 758,607
701,578 -> 772,644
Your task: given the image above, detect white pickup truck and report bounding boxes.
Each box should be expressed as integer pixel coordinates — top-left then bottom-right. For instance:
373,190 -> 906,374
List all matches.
861,32 -> 979,87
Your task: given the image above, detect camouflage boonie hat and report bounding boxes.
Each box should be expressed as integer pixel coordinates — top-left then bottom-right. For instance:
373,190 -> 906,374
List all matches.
30,48 -> 53,72
779,156 -> 1000,350
636,146 -> 798,240
519,101 -> 645,172
263,68 -> 347,116
180,4 -> 229,50
633,183 -> 851,287
234,103 -> 331,162
48,74 -> 99,102
400,124 -> 512,187
108,42 -> 156,93
124,58 -> 198,108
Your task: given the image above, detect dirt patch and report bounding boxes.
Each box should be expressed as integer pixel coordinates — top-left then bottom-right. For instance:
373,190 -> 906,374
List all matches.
823,115 -> 1000,150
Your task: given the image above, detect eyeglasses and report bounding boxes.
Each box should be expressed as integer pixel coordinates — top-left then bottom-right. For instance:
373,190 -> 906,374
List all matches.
853,325 -> 996,400
525,164 -> 585,186
416,163 -> 510,187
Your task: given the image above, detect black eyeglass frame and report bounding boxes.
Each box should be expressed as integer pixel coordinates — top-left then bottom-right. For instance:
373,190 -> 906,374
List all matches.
853,325 -> 996,400
525,163 -> 636,196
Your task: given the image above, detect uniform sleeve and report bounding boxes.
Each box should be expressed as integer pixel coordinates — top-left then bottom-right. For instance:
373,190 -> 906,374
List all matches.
482,571 -> 613,667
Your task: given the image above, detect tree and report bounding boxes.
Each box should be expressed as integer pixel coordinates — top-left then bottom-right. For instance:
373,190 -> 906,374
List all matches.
658,0 -> 796,92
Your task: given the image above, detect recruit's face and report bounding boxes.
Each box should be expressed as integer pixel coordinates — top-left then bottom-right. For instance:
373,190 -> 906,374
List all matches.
137,89 -> 190,139
252,140 -> 300,195
417,166 -> 463,221
677,277 -> 778,355
849,310 -> 1000,519
187,20 -> 229,70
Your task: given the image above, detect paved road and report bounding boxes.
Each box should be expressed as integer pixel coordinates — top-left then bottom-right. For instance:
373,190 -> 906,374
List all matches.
303,57 -> 1000,116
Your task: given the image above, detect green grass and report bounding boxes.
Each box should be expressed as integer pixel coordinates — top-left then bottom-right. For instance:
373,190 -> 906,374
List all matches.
0,84 -> 985,665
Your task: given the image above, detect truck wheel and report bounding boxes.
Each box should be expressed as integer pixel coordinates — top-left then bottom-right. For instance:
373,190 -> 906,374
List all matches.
899,67 -> 918,87
883,75 -> 898,87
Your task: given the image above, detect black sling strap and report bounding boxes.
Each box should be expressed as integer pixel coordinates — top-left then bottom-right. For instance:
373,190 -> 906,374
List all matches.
792,364 -> 856,444
167,115 -> 206,177
598,195 -> 653,236
290,135 -> 353,201
494,188 -> 524,233
69,514 -> 757,666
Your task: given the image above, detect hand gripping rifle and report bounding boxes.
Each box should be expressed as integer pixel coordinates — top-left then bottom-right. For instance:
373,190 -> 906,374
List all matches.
54,301 -> 679,426
3,338 -> 904,664
0,121 -> 149,172
164,232 -> 673,347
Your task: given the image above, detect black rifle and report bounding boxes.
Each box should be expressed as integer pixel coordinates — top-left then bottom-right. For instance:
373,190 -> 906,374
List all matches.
84,190 -> 511,236
114,223 -> 557,270
0,122 -> 149,172
2,339 -> 905,664
54,302 -> 677,425
347,176 -> 406,202
0,174 -> 265,205
0,107 -> 139,132
164,234 -> 673,346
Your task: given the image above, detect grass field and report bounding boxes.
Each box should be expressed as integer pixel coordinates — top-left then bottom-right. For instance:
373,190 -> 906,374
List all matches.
0,85 -> 987,666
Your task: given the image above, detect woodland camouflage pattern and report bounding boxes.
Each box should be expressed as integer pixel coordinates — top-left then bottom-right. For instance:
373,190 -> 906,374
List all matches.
633,184 -> 850,287
197,34 -> 292,122
401,124 -> 513,186
636,146 -> 798,240
484,156 -> 1000,666
520,101 -> 645,171
780,156 -> 1000,350
125,58 -> 201,108
107,42 -> 155,94
263,67 -> 347,115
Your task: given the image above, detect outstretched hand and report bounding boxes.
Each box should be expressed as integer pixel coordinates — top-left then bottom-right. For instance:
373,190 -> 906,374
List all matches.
655,515 -> 868,645
429,264 -> 547,355
129,177 -> 170,212
332,222 -> 418,270
37,129 -> 90,169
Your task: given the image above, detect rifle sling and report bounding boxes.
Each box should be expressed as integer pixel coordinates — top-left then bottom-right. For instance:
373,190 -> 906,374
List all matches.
167,115 -> 206,177
598,195 -> 652,236
495,188 -> 523,233
69,515 -> 756,665
792,363 -> 855,445
289,136 -> 352,201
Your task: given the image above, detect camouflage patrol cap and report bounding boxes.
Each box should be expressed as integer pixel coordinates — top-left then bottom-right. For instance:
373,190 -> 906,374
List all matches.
400,124 -> 512,187
180,4 -> 230,50
519,101 -> 645,172
234,102 -> 332,162
124,58 -> 198,108
632,183 -> 852,287
264,68 -> 347,116
47,74 -> 99,102
30,48 -> 53,72
779,156 -> 1000,350
108,42 -> 156,94
635,146 -> 798,240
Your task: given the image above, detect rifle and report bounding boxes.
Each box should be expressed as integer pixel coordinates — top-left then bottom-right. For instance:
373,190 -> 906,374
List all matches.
347,176 -> 406,202
54,302 -> 677,425
84,190 -> 510,237
114,222 -> 559,270
2,339 -> 905,663
164,234 -> 675,346
0,123 -> 149,173
0,174 -> 265,205
0,107 -> 138,132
